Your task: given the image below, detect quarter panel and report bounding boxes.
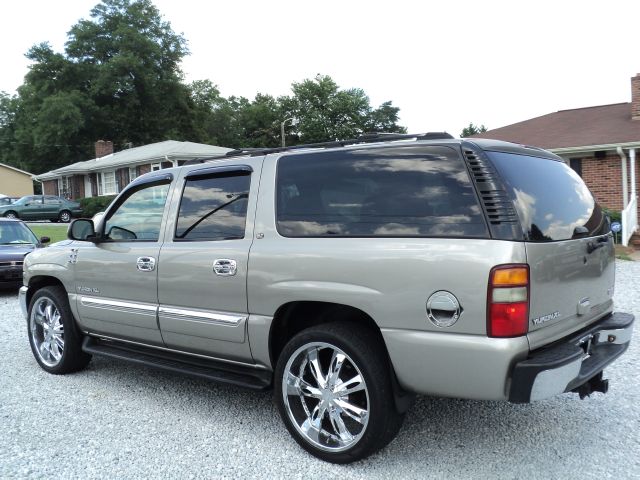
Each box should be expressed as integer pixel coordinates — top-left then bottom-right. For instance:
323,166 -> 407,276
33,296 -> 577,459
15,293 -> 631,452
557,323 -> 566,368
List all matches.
250,155 -> 526,335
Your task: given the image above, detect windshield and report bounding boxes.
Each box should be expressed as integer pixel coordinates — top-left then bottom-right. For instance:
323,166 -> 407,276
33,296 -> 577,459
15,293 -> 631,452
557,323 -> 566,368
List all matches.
488,151 -> 608,242
0,222 -> 39,244
13,196 -> 32,206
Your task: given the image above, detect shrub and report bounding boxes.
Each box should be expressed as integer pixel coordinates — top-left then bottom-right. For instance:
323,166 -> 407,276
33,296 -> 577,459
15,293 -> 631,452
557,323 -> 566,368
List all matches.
79,195 -> 117,217
602,208 -> 621,224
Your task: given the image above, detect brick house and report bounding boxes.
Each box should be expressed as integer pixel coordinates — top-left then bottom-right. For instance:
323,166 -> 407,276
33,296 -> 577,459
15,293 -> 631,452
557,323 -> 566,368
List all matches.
35,140 -> 230,200
473,73 -> 640,246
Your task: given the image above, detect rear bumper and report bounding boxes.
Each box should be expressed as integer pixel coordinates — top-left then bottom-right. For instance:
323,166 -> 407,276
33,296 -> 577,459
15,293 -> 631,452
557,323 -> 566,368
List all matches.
509,311 -> 634,403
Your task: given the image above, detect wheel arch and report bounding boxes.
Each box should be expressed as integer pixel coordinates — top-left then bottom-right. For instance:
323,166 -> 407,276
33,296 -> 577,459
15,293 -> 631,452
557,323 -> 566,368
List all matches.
26,275 -> 67,309
268,300 -> 415,413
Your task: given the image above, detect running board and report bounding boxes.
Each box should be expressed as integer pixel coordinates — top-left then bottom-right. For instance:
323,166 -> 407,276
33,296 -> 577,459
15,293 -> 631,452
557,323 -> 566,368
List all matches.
82,336 -> 272,390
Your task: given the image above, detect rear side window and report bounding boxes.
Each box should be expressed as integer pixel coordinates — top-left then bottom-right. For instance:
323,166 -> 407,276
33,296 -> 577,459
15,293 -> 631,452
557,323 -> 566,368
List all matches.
175,172 -> 250,241
276,146 -> 488,238
488,151 -> 607,241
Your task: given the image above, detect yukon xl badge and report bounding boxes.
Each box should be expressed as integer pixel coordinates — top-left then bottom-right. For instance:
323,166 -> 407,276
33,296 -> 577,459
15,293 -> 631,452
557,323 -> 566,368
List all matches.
532,311 -> 561,326
77,285 -> 100,294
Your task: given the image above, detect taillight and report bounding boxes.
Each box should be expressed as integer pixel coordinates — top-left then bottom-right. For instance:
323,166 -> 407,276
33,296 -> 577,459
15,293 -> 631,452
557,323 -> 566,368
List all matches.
488,264 -> 529,337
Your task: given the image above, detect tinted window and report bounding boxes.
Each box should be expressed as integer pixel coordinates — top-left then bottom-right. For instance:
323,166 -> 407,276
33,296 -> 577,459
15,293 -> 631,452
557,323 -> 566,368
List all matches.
104,182 -> 170,241
488,152 -> 607,242
175,172 -> 250,241
276,146 -> 487,237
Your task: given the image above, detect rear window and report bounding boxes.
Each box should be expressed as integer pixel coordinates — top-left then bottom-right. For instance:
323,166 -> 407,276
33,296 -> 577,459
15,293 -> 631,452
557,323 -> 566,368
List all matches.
488,151 -> 608,242
276,146 -> 488,238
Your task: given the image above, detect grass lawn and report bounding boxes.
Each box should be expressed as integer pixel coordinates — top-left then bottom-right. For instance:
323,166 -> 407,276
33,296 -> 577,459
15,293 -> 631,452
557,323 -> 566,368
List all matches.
30,225 -> 68,244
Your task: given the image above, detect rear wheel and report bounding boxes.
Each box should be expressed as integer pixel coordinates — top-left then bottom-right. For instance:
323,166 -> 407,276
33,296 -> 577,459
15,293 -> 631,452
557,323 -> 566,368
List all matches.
4,211 -> 17,219
59,210 -> 71,223
27,286 -> 91,374
274,322 -> 404,463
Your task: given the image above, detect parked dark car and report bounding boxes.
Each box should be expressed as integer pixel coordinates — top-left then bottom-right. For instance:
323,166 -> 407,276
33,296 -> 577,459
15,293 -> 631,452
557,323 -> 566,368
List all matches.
0,197 -> 19,206
0,195 -> 82,222
0,218 -> 49,288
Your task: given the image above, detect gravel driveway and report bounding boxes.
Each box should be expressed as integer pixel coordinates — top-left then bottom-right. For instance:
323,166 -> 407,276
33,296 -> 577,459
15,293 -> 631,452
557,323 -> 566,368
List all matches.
1,261 -> 639,479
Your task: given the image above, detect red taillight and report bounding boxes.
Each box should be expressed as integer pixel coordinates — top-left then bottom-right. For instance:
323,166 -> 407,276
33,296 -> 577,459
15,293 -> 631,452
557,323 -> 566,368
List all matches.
488,264 -> 529,338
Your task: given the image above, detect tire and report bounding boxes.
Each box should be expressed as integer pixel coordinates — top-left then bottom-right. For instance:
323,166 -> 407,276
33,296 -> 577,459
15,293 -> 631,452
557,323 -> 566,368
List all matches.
4,211 -> 17,219
27,286 -> 91,374
274,322 -> 404,463
59,210 -> 72,223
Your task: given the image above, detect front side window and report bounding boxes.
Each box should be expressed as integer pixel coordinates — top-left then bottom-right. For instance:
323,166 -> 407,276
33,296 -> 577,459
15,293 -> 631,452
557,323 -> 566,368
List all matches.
25,196 -> 42,206
276,146 -> 488,238
104,182 -> 170,241
175,172 -> 250,241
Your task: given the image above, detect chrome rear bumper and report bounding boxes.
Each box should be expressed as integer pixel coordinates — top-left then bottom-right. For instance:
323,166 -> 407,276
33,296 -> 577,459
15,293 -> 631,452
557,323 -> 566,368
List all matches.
509,312 -> 634,402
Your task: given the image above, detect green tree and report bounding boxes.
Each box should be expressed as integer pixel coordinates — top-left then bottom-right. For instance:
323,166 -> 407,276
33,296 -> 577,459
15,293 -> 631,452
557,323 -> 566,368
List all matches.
1,0 -> 197,174
460,122 -> 487,137
285,75 -> 405,144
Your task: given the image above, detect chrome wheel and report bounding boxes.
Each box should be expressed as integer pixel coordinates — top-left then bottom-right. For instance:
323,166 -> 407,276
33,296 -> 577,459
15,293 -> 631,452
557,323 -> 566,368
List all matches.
59,211 -> 71,223
282,342 -> 370,452
5,212 -> 17,219
29,297 -> 65,368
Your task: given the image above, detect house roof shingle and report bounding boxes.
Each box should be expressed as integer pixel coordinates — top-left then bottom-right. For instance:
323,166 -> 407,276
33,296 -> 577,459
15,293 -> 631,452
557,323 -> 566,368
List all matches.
473,102 -> 640,151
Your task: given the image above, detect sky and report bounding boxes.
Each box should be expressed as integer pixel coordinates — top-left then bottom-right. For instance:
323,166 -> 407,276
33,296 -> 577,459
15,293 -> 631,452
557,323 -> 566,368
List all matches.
1,0 -> 639,138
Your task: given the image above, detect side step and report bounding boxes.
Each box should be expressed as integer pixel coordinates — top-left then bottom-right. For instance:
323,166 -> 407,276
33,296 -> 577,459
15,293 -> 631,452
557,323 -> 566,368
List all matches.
82,336 -> 272,390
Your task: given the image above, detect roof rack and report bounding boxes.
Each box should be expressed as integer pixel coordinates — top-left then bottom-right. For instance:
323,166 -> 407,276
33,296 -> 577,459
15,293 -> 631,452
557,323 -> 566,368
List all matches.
183,132 -> 454,165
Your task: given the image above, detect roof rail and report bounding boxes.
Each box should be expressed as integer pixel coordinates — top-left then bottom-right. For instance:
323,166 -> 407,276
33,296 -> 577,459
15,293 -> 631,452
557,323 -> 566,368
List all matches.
184,132 -> 454,165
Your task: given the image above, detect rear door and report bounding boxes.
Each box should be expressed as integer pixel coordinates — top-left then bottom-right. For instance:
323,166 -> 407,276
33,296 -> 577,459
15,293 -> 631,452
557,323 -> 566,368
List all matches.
488,151 -> 614,348
156,158 -> 263,363
43,196 -> 62,220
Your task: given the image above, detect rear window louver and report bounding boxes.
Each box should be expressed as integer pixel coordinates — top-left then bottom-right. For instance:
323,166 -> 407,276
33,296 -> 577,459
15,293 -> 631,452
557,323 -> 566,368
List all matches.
463,148 -> 523,241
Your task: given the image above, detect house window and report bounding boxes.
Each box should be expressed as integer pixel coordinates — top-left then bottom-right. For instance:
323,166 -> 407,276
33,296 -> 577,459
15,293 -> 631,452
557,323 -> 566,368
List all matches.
129,166 -> 138,181
151,163 -> 161,172
99,171 -> 117,195
57,176 -> 71,199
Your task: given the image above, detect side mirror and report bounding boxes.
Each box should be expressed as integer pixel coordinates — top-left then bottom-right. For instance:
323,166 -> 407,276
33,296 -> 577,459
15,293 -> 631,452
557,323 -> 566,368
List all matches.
68,218 -> 97,242
40,236 -> 50,244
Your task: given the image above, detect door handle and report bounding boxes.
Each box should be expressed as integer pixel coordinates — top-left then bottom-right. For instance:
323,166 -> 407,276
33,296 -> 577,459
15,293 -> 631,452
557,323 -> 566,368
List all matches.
213,259 -> 237,276
136,256 -> 156,272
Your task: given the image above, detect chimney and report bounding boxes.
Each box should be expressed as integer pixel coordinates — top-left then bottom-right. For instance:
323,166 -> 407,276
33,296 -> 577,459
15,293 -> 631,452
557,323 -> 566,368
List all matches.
632,73 -> 640,121
95,140 -> 114,159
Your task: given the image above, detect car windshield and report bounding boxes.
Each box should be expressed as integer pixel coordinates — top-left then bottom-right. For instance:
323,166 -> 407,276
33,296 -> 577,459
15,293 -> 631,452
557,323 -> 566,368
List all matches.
12,196 -> 32,206
0,222 -> 39,245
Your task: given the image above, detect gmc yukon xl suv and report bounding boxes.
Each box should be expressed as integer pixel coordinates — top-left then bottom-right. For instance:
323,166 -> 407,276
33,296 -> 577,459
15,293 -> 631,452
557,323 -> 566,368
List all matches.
20,133 -> 634,463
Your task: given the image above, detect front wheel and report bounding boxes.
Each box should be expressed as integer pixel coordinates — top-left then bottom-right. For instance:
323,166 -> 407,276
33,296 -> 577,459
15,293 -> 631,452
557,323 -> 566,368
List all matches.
274,322 -> 404,463
4,211 -> 17,219
27,286 -> 91,374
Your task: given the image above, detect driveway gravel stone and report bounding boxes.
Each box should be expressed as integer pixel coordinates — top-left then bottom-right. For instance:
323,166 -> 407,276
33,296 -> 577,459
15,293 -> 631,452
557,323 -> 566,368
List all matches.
1,260 -> 639,479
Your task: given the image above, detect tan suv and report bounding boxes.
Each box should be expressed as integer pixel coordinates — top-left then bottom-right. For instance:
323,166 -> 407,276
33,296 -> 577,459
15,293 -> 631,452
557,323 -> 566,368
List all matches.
20,133 -> 634,463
